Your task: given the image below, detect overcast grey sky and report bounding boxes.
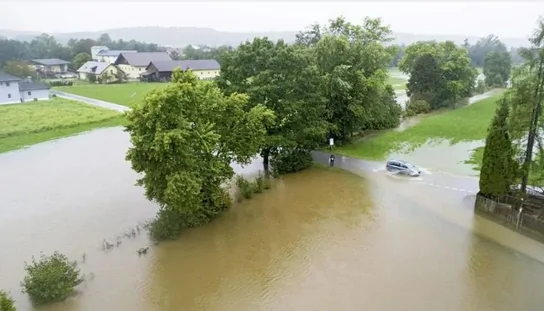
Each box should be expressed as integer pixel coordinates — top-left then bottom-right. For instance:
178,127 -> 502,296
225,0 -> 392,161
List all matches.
1,1 -> 542,38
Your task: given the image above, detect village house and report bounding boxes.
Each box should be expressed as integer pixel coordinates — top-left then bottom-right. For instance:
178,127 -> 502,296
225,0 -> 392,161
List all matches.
141,59 -> 220,82
114,52 -> 172,80
29,58 -> 70,73
0,71 -> 51,105
90,46 -> 138,63
77,61 -> 125,82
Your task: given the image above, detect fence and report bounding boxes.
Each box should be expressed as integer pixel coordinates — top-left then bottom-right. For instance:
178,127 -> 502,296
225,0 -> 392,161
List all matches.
474,194 -> 544,243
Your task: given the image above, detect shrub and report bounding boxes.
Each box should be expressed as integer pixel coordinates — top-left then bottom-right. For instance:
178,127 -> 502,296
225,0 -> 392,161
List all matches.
271,148 -> 313,175
475,80 -> 486,94
148,209 -> 185,241
254,172 -> 265,193
0,290 -> 16,311
235,175 -> 254,201
404,99 -> 431,117
20,252 -> 83,306
47,81 -> 73,87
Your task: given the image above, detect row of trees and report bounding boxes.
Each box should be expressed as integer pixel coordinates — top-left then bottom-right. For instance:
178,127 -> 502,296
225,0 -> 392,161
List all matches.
400,41 -> 478,113
479,18 -> 544,199
391,35 -> 524,68
0,33 -> 164,75
125,17 -> 405,240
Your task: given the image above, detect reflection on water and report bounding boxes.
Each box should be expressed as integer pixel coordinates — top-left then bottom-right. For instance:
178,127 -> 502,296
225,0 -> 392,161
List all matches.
1,128 -> 544,311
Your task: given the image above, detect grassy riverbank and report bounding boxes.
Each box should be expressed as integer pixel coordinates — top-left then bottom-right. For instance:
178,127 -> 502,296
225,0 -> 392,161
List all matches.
0,99 -> 125,153
55,82 -> 167,107
336,92 -> 504,161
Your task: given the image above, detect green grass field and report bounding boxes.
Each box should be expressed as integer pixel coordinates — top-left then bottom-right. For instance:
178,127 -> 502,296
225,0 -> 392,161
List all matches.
55,82 -> 168,107
387,68 -> 408,90
336,92 -> 504,161
0,98 -> 125,153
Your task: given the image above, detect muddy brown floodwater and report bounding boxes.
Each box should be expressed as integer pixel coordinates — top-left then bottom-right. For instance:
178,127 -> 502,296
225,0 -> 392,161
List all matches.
1,127 -> 544,311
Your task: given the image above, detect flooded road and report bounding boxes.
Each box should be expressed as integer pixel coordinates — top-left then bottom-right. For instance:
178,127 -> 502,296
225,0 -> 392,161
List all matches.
1,128 -> 544,311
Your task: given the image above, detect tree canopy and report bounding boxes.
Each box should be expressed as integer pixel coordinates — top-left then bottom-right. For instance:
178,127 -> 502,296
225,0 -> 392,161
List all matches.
479,98 -> 516,198
400,40 -> 477,110
483,51 -> 512,87
125,69 -> 274,232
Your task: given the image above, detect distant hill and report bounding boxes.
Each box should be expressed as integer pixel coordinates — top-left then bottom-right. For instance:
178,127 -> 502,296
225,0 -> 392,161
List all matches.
0,26 -> 531,48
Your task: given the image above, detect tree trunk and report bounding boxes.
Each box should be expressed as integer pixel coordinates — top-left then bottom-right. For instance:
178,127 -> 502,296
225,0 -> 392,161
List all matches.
521,60 -> 544,195
262,148 -> 270,172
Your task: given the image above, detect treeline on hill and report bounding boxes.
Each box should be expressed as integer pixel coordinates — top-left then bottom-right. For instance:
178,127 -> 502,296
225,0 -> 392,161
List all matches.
391,34 -> 524,68
479,18 -> 544,203
0,33 -> 165,76
394,36 -> 512,116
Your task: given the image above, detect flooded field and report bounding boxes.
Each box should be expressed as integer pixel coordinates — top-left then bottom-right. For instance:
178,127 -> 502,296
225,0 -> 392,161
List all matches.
1,128 -> 544,311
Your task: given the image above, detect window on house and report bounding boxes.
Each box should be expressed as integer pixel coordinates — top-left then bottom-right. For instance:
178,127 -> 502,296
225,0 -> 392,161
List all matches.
28,91 -> 32,95
6,82 -> 10,86
8,94 -> 11,98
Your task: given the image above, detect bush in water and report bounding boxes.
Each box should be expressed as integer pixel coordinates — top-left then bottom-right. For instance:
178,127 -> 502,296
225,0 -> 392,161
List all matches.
149,187 -> 233,242
0,290 -> 16,311
148,209 -> 185,241
404,99 -> 431,117
271,148 -> 313,175
235,175 -> 255,201
20,252 -> 83,306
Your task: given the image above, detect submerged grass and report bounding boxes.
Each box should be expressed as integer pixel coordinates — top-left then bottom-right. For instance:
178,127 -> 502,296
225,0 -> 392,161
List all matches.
55,82 -> 167,107
0,99 -> 125,153
337,93 -> 504,161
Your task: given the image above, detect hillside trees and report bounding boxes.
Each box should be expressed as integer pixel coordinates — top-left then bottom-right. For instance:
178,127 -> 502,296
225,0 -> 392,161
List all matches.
400,41 -> 477,111
479,98 -> 516,198
217,38 -> 328,172
0,33 -> 164,68
299,17 -> 402,142
483,51 -> 512,87
466,34 -> 508,67
126,69 -> 274,238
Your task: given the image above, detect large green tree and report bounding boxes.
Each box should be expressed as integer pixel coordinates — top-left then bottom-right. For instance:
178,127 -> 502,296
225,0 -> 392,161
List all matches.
1,59 -> 36,78
217,38 -> 328,170
479,98 -> 516,198
72,52 -> 92,71
125,69 -> 274,231
483,51 -> 512,87
406,53 -> 447,109
399,41 -> 477,109
301,17 -> 401,142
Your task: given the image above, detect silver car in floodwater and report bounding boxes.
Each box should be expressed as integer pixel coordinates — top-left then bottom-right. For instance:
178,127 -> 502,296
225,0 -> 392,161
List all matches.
386,159 -> 421,177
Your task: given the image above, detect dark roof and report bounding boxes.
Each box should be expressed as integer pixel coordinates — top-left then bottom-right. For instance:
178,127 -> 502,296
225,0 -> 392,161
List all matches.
31,58 -> 70,66
116,52 -> 172,67
149,60 -> 220,72
97,50 -> 137,57
0,70 -> 21,82
18,81 -> 51,91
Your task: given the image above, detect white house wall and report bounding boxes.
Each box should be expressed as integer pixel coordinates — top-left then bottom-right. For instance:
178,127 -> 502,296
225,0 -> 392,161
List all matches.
20,89 -> 50,102
0,81 -> 22,105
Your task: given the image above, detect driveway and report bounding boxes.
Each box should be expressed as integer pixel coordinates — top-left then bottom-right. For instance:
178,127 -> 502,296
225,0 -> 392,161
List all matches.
51,90 -> 130,113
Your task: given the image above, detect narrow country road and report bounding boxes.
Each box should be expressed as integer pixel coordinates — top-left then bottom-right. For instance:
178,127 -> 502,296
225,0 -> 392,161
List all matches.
51,90 -> 130,113
312,151 -> 479,196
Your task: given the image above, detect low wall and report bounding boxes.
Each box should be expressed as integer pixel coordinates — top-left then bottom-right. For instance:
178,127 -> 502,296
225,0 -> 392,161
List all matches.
474,194 -> 544,243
